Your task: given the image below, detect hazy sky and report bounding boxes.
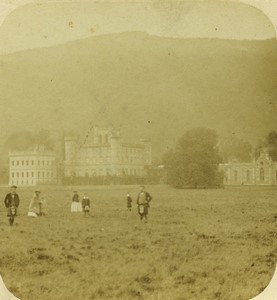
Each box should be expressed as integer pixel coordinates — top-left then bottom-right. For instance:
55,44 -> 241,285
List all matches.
0,0 -> 276,55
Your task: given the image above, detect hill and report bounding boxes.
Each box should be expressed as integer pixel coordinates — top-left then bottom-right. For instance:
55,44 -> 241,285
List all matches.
0,32 -> 276,161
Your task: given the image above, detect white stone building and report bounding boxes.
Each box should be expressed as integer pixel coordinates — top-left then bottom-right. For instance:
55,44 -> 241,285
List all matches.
64,126 -> 152,178
219,151 -> 277,186
9,144 -> 57,186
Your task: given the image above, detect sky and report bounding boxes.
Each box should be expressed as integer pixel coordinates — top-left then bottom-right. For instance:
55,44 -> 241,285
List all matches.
0,0 -> 276,55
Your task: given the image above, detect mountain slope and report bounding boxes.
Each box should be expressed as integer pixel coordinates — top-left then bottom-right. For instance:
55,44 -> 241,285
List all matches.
0,32 -> 276,160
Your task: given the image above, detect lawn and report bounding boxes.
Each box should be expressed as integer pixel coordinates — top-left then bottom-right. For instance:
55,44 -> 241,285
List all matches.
0,185 -> 277,300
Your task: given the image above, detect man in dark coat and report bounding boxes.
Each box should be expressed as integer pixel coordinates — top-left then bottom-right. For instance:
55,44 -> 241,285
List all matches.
136,186 -> 152,222
4,185 -> 20,219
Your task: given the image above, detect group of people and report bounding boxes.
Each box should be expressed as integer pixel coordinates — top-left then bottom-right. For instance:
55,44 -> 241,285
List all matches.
3,186 -> 47,223
2,185 -> 152,226
70,191 -> 91,216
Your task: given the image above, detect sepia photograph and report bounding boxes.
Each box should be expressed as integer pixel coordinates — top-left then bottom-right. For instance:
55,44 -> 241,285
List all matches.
0,0 -> 277,299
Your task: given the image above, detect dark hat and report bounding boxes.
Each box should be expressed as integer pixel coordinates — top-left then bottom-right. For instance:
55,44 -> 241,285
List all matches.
35,189 -> 41,193
11,185 -> 17,188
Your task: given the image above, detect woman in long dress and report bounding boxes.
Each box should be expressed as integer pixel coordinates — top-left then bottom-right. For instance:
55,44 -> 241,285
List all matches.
28,190 -> 41,217
71,190 -> 82,212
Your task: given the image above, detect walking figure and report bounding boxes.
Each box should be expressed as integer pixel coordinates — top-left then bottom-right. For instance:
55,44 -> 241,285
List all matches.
126,192 -> 132,211
4,185 -> 20,226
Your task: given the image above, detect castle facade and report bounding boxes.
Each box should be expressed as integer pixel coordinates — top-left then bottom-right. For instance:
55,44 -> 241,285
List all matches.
64,126 -> 152,178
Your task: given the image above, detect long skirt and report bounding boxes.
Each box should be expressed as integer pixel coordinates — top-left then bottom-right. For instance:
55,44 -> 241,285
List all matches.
71,202 -> 82,212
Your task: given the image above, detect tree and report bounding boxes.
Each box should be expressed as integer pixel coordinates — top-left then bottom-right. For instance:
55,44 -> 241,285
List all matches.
5,130 -> 55,151
163,128 -> 223,188
218,136 -> 253,162
5,131 -> 35,151
254,131 -> 277,161
266,131 -> 277,161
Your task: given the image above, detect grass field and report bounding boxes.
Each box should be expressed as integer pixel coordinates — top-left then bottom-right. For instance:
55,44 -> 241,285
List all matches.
0,185 -> 277,300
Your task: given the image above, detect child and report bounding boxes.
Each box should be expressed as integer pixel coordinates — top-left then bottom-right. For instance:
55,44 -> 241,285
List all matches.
82,193 -> 91,217
39,196 -> 47,216
126,192 -> 132,211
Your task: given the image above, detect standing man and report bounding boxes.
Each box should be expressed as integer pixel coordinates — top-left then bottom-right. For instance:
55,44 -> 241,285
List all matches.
136,186 -> 152,222
4,185 -> 20,225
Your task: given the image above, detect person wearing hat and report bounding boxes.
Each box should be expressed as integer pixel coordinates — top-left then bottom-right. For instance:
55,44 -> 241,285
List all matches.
136,185 -> 152,222
28,189 -> 42,216
4,185 -> 20,220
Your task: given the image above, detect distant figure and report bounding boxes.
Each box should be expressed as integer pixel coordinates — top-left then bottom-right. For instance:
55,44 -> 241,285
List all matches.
137,186 -> 152,222
126,192 -> 132,211
82,193 -> 91,217
28,190 -> 42,216
71,190 -> 82,213
4,185 -> 20,226
39,196 -> 47,216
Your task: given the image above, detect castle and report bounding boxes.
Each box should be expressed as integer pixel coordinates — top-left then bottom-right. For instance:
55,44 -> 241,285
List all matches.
219,151 -> 277,186
64,126 -> 152,178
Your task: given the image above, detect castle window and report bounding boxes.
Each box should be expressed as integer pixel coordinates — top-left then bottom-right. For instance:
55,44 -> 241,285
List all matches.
11,172 -> 14,178
21,172 -> 24,177
16,172 -> 19,178
26,160 -> 29,166
11,161 -> 14,166
260,168 -> 265,181
31,160 -> 34,165
21,160 -> 24,166
16,161 -> 19,166
31,172 -> 34,177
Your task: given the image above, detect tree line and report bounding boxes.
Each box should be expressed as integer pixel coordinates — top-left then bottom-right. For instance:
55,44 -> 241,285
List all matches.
163,128 -> 277,189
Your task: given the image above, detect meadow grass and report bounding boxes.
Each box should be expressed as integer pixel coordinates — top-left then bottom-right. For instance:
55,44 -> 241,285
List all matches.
0,185 -> 277,300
